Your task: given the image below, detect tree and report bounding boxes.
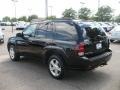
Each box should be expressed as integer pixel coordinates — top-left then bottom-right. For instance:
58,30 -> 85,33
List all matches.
115,15 -> 120,23
28,15 -> 38,22
62,8 -> 77,19
2,16 -> 11,22
95,6 -> 113,21
78,7 -> 91,20
18,16 -> 27,22
47,16 -> 56,20
90,15 -> 97,21
11,17 -> 17,22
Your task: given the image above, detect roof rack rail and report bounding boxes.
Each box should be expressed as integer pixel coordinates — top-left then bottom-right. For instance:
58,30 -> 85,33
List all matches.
51,18 -> 72,20
31,19 -> 46,23
30,18 -> 73,24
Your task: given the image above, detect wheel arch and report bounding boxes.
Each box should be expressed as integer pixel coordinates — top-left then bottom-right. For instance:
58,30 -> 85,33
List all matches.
44,49 -> 68,65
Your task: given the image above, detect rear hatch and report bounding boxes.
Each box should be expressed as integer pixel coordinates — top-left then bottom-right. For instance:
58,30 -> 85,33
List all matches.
80,24 -> 109,57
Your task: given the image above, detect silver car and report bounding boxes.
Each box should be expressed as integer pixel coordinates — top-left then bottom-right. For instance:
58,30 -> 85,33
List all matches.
109,26 -> 120,42
0,29 -> 4,43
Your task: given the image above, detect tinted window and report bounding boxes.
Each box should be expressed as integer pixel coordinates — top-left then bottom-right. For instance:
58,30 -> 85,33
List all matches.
54,22 -> 77,41
46,23 -> 53,39
35,23 -> 47,38
35,22 -> 54,39
23,24 -> 37,37
80,24 -> 106,39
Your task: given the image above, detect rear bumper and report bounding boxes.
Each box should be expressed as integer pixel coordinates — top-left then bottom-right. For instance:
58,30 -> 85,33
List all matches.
67,50 -> 112,70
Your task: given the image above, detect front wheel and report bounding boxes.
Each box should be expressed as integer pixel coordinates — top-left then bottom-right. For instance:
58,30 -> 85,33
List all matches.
48,55 -> 65,79
9,45 -> 20,61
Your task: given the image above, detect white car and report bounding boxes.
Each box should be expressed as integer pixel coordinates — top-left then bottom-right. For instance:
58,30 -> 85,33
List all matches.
109,26 -> 120,42
16,21 -> 29,30
98,22 -> 112,32
0,28 -> 4,43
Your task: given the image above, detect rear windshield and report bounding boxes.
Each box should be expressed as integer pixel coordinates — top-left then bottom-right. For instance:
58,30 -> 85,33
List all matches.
80,24 -> 106,39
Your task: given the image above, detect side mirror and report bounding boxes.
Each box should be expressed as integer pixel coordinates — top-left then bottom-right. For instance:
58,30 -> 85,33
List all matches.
16,33 -> 23,37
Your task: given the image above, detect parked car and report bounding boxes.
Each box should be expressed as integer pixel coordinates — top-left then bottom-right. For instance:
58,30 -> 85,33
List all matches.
109,25 -> 120,42
7,19 -> 112,79
0,28 -> 4,43
16,21 -> 28,30
97,22 -> 112,32
0,22 -> 11,26
77,21 -> 107,33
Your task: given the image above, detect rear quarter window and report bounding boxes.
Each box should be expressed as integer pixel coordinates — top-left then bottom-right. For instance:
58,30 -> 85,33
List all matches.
54,22 -> 78,41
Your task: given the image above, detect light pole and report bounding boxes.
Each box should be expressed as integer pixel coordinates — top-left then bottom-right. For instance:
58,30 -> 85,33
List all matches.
48,6 -> 53,16
80,2 -> 85,8
45,0 -> 48,18
28,8 -> 32,16
11,0 -> 18,21
98,0 -> 100,11
11,0 -> 18,33
78,2 -> 85,19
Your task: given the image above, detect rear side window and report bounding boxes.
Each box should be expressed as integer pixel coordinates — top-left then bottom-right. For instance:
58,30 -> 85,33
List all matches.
54,22 -> 77,41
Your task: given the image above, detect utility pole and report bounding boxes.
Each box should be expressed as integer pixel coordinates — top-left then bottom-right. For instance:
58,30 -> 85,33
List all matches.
45,0 -> 48,18
48,6 -> 53,16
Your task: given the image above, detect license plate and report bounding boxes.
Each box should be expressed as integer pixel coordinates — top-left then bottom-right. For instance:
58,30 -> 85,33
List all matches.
96,43 -> 102,49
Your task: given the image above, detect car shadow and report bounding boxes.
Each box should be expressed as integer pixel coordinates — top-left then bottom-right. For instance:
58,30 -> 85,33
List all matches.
0,57 -> 111,90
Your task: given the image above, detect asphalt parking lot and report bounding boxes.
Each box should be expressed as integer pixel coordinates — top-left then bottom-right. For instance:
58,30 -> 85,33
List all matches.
0,27 -> 120,90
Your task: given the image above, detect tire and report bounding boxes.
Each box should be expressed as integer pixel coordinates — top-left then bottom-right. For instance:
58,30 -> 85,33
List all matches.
48,55 -> 65,79
9,45 -> 20,61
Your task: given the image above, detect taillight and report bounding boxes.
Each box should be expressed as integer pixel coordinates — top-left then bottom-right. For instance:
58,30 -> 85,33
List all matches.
75,43 -> 85,56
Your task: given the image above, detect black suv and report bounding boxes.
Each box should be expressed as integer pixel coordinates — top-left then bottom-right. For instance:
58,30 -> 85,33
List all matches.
7,19 -> 112,79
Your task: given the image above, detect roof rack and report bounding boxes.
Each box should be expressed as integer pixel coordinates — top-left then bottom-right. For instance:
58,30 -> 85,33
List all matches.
30,18 -> 73,24
31,19 -> 47,23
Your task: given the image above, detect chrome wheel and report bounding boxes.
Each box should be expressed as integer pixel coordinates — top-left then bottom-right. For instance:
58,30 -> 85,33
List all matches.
49,59 -> 62,77
9,46 -> 15,59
